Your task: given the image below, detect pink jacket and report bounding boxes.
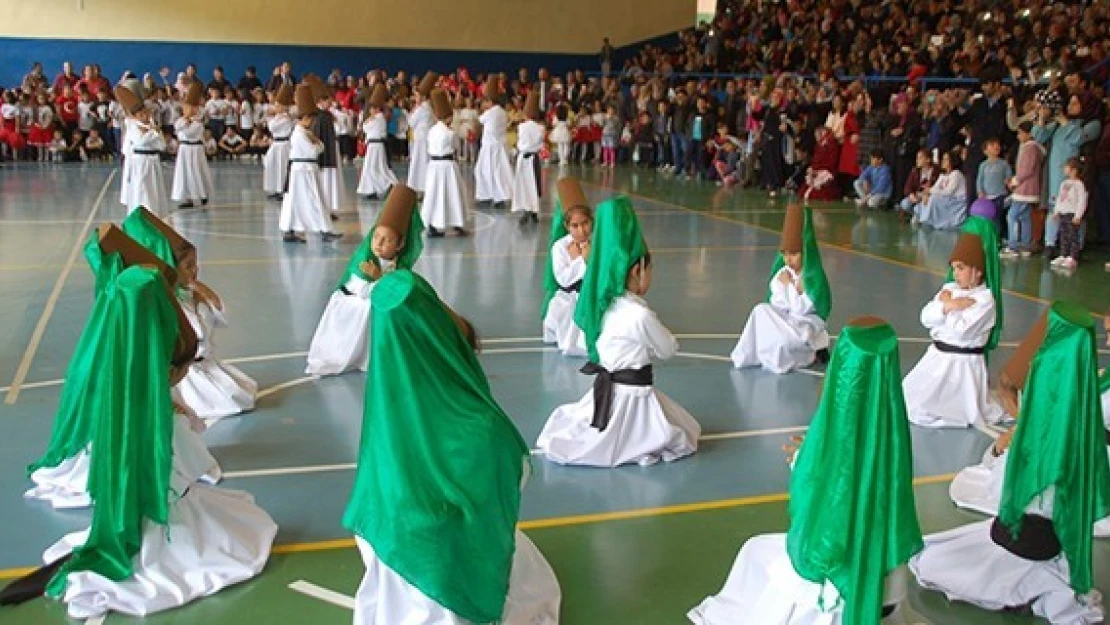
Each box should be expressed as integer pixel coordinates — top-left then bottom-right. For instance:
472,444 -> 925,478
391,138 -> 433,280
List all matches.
1011,139 -> 1045,203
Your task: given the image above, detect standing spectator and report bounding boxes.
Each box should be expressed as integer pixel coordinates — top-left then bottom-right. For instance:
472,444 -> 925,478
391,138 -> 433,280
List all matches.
267,62 -> 296,92
76,65 -> 110,97
52,62 -> 80,93
1033,95 -> 1102,257
885,94 -> 922,208
54,85 -> 79,135
669,89 -> 692,176
758,89 -> 793,197
1003,122 -> 1045,258
237,66 -> 263,93
208,67 -> 230,94
1092,119 -> 1110,247
22,62 -> 47,94
955,69 -> 1013,204
688,96 -> 717,178
600,37 -> 614,78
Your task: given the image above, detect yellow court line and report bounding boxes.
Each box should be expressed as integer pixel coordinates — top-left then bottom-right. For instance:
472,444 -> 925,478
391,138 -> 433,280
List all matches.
0,473 -> 955,579
584,182 -> 1068,309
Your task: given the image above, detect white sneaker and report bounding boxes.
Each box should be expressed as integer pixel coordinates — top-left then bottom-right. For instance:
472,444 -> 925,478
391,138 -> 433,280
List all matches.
1019,249 -> 1033,258
999,248 -> 1019,259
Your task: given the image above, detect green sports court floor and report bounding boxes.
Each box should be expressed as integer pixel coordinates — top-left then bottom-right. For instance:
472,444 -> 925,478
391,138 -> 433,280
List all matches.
0,161 -> 1107,624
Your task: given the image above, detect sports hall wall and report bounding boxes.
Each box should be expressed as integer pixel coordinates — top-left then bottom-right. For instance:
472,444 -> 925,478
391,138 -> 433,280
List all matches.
0,0 -> 689,85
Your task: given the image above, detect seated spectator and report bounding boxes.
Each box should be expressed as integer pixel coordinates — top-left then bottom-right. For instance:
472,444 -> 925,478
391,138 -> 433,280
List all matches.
84,128 -> 106,161
218,126 -> 248,160
898,150 -> 938,223
853,151 -> 893,210
249,126 -> 271,161
203,129 -> 218,160
799,126 -> 840,202
915,151 -> 968,230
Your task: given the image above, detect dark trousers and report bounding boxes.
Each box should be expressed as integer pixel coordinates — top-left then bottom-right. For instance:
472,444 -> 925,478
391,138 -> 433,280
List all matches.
1058,218 -> 1081,259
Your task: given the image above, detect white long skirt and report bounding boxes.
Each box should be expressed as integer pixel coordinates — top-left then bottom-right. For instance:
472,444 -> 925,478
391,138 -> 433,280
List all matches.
357,143 -> 397,197
172,358 -> 257,424
915,194 -> 967,231
730,304 -> 829,374
171,144 -> 213,203
903,347 -> 1005,428
120,154 -> 168,215
280,164 -> 332,233
25,449 -> 92,509
263,141 -> 291,194
510,154 -> 539,214
536,383 -> 701,467
44,484 -> 276,619
541,291 -> 586,357
305,278 -> 373,376
353,530 -> 560,625
407,129 -> 430,193
689,534 -> 911,625
910,520 -> 1104,624
475,142 -> 514,203
422,160 -> 467,230
319,166 -> 343,214
950,446 -> 1110,538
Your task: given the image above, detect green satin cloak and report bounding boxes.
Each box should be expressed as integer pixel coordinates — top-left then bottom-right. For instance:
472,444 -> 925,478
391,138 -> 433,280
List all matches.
786,321 -> 923,625
944,216 -> 1003,354
342,270 -> 529,623
765,206 -> 831,320
999,301 -> 1110,595
121,209 -> 177,268
46,266 -> 178,597
336,208 -> 425,289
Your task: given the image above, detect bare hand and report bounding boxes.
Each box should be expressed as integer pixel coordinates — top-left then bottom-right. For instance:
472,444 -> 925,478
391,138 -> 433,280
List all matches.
782,435 -> 804,464
359,260 -> 382,280
192,281 -> 223,309
938,289 -> 953,303
993,428 -> 1015,457
778,270 -> 793,286
945,297 -> 976,312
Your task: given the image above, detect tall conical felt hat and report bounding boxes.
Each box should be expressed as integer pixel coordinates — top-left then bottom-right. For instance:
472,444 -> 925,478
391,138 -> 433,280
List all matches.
304,74 -> 329,101
417,71 -> 439,97
430,88 -> 452,121
484,76 -> 501,101
780,204 -> 804,254
275,84 -> 295,106
369,83 -> 388,109
556,177 -> 590,211
183,81 -> 204,107
377,184 -> 417,238
295,84 -> 318,116
524,90 -> 541,120
113,85 -> 144,114
1000,309 -> 1049,392
949,232 -> 986,274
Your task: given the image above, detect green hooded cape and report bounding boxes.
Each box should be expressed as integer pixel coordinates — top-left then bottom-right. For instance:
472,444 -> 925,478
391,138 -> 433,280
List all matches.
47,266 -> 178,597
786,320 -> 923,625
541,198 -> 571,320
999,301 -> 1110,595
336,208 -> 425,289
573,196 -> 647,363
26,237 -> 124,475
342,270 -> 529,623
944,216 -> 1003,354
765,206 -> 831,320
121,210 -> 178,268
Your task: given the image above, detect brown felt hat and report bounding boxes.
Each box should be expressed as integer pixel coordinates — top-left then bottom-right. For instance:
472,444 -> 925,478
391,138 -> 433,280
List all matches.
183,81 -> 204,107
430,88 -> 452,121
949,232 -> 986,274
369,84 -> 388,109
295,84 -> 318,117
556,177 -> 590,211
95,224 -> 198,368
134,207 -> 196,267
999,309 -> 1049,393
484,76 -> 501,101
303,74 -> 329,101
114,84 -> 144,115
524,90 -> 541,120
275,84 -> 295,106
417,71 -> 439,97
376,184 -> 417,238
780,204 -> 804,254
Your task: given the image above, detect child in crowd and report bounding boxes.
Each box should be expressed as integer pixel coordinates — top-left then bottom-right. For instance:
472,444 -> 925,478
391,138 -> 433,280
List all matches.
84,128 -> 106,161
898,150 -> 937,222
29,92 -> 55,161
1051,157 -> 1087,270
218,126 -> 247,160
799,126 -> 840,201
915,151 -> 968,230
633,111 -> 654,167
248,127 -> 271,161
976,137 -> 1013,235
549,102 -> 572,166
203,129 -> 218,160
1002,122 -> 1044,258
63,130 -> 87,163
600,106 -> 620,168
853,151 -> 893,209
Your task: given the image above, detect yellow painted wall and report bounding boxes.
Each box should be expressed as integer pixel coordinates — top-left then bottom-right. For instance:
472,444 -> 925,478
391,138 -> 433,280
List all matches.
0,0 -> 690,53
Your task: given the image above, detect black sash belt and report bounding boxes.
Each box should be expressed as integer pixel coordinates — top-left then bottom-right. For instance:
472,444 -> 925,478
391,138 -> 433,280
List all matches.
990,514 -> 1062,561
365,138 -> 386,144
180,141 -> 202,145
933,341 -> 985,355
273,136 -> 290,142
194,356 -> 205,363
559,279 -> 583,293
430,154 -> 455,161
340,285 -> 353,296
291,158 -> 318,163
581,362 -> 654,431
523,151 -> 538,158
132,149 -> 160,155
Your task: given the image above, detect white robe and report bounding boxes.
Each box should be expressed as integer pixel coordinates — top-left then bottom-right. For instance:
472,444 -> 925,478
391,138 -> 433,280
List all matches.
406,102 -> 433,193
689,534 -> 912,625
911,490 -> 1104,624
171,290 -> 257,424
475,106 -> 514,203
263,114 -> 294,195
171,118 -> 212,203
731,267 -> 830,374
421,122 -> 467,230
356,113 -> 397,197
541,235 -> 587,357
318,138 -> 344,214
353,530 -> 560,625
536,293 -> 701,467
43,413 -> 275,620
305,264 -> 394,376
510,120 -> 544,214
279,125 -> 332,234
915,171 -> 968,230
119,119 -> 168,215
903,283 -> 1004,428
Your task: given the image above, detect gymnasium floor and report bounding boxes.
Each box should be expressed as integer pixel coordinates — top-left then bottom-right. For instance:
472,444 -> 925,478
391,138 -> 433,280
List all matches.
0,159 -> 1107,625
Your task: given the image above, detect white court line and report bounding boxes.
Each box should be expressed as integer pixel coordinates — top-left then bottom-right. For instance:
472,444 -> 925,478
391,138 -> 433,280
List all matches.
257,376 -> 318,400
288,580 -> 356,610
6,169 -> 117,405
85,615 -> 106,625
700,425 -> 809,441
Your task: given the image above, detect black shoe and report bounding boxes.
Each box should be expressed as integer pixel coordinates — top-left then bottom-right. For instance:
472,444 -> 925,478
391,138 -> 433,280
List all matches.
179,201 -> 195,209
330,213 -> 339,222
427,226 -> 445,238
531,212 -> 540,224
880,604 -> 897,619
815,348 -> 830,364
201,198 -> 208,206
519,212 -> 531,226
322,232 -> 343,242
453,227 -> 469,236
283,232 -> 298,243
